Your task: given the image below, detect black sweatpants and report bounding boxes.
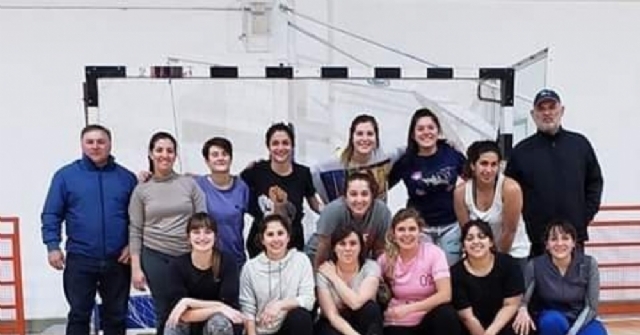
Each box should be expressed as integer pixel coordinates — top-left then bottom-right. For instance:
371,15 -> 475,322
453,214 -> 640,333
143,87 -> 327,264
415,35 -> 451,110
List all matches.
272,307 -> 313,335
315,301 -> 383,335
383,303 -> 461,335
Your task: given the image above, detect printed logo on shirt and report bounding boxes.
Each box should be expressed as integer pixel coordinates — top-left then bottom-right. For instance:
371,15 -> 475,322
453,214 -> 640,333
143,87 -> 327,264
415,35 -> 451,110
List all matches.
419,274 -> 434,287
321,159 -> 392,202
413,166 -> 457,194
258,185 -> 297,220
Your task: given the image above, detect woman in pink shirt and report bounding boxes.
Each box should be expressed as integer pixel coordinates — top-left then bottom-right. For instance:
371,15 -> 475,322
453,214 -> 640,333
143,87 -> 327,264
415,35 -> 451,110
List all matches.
378,208 -> 461,335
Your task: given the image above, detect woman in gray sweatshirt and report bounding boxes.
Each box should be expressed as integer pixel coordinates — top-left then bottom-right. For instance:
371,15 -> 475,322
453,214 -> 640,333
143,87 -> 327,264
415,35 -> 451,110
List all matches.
512,220 -> 607,335
239,213 -> 315,335
129,132 -> 207,335
306,171 -> 392,269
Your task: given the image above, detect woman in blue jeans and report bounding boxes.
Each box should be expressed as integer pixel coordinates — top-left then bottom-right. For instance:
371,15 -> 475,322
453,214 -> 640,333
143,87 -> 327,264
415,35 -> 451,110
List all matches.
389,108 -> 466,265
512,220 -> 607,335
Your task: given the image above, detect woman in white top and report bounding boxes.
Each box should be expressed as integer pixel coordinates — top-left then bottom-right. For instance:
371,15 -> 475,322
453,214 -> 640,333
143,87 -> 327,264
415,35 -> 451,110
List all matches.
453,140 -> 530,271
315,223 -> 383,335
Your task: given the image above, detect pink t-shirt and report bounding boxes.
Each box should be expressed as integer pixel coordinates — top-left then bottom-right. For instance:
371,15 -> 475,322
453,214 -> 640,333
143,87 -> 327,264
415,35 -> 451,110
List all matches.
377,242 -> 450,326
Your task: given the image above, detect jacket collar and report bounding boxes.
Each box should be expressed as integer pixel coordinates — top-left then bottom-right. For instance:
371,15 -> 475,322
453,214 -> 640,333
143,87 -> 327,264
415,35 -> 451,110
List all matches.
81,154 -> 115,171
535,126 -> 566,141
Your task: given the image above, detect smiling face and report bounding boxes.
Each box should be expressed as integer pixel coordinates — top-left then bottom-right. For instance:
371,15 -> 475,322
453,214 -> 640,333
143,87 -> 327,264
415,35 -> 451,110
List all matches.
413,115 -> 440,151
334,232 -> 361,266
206,145 -> 231,174
268,130 -> 293,164
351,121 -> 377,157
471,151 -> 500,185
345,179 -> 373,218
546,226 -> 576,261
261,220 -> 290,259
532,100 -> 564,134
189,226 -> 215,252
392,218 -> 422,252
149,138 -> 177,175
463,225 -> 494,260
81,129 -> 111,166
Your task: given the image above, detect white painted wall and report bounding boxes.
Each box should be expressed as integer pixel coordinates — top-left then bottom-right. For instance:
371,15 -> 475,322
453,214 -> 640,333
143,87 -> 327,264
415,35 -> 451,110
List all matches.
0,0 -> 639,320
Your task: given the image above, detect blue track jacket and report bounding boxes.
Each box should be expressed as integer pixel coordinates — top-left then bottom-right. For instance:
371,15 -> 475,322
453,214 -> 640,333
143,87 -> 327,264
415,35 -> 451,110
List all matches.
41,155 -> 137,259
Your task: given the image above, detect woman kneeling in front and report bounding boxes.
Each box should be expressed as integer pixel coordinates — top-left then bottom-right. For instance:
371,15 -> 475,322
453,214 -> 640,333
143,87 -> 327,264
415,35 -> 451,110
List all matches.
512,220 -> 607,335
378,208 -> 461,335
451,219 -> 524,335
239,213 -> 315,335
315,223 -> 384,335
164,213 -> 244,335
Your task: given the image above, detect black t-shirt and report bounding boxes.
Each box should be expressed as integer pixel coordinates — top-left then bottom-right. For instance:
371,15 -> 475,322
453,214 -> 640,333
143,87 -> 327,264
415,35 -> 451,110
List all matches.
241,160 -> 316,235
451,253 -> 524,328
167,252 -> 240,335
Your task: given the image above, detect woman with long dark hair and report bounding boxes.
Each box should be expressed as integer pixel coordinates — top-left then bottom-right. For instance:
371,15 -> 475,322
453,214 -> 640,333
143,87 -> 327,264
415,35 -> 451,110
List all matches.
239,214 -> 315,335
315,223 -> 383,335
129,131 -> 207,334
242,123 -> 323,257
389,108 -> 466,265
164,213 -> 244,335
451,220 -> 524,335
453,140 -> 530,271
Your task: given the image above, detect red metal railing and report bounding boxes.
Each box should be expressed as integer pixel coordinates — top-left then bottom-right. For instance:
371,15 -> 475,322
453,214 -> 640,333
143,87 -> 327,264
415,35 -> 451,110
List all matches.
587,205 -> 640,314
0,216 -> 25,335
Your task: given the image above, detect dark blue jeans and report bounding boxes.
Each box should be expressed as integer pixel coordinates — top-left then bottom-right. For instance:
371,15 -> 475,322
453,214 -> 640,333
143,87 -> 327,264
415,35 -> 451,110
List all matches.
63,253 -> 131,335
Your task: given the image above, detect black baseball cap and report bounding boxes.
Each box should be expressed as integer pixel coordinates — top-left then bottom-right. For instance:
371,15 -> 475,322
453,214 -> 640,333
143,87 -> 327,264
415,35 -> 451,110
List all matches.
533,89 -> 561,107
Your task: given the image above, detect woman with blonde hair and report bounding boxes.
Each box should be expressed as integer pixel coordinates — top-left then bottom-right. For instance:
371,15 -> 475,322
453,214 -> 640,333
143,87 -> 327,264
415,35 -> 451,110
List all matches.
312,114 -> 403,203
377,208 -> 460,335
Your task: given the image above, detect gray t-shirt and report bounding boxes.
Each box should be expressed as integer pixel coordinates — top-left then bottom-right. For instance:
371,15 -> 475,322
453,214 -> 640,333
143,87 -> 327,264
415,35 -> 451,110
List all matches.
306,198 -> 391,261
129,173 -> 207,256
316,259 -> 381,309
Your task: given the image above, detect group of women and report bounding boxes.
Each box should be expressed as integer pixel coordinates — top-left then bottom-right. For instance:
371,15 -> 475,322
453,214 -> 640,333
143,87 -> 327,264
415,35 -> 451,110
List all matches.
128,108 -> 607,335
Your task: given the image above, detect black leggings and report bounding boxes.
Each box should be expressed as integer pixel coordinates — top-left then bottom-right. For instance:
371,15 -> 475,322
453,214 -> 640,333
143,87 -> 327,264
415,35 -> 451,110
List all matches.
315,301 -> 383,335
141,247 -> 179,335
273,307 -> 313,335
383,303 -> 461,335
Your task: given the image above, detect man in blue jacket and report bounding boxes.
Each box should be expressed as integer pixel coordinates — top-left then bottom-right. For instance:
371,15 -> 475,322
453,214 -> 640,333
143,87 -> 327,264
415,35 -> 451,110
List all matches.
41,124 -> 137,335
505,89 -> 604,257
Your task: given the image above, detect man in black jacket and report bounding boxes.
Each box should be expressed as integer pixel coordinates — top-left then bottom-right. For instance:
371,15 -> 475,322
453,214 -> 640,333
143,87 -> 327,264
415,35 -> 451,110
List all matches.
505,89 -> 603,257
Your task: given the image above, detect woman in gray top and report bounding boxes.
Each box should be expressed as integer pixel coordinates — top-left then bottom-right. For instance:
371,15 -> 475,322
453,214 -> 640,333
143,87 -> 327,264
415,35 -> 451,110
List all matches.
512,220 -> 607,335
315,223 -> 383,335
306,171 -> 392,269
311,114 -> 404,203
239,213 -> 315,335
129,131 -> 207,335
